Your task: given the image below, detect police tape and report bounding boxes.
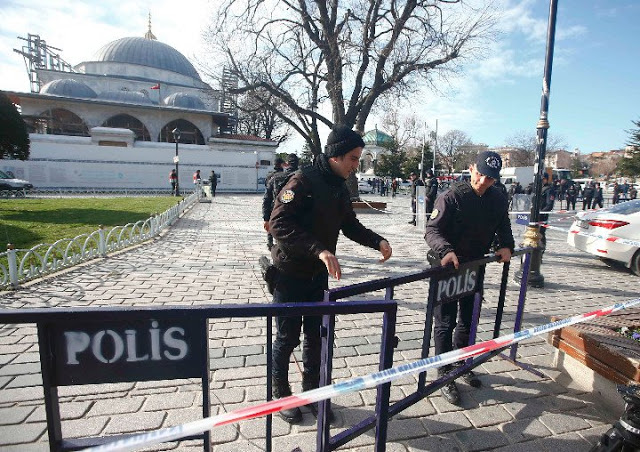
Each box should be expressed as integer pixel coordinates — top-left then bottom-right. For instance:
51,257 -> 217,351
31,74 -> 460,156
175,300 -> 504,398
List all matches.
83,296 -> 640,452
541,223 -> 640,248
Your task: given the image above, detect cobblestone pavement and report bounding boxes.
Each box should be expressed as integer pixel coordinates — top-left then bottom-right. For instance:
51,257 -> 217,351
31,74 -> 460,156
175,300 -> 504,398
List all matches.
0,193 -> 637,451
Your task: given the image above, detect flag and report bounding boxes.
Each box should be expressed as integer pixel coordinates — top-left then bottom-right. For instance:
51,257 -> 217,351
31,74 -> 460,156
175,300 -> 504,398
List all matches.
150,83 -> 160,90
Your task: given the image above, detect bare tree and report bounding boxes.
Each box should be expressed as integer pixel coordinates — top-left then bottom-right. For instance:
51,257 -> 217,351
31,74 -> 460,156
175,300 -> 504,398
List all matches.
437,129 -> 472,173
235,90 -> 291,143
504,130 -> 568,166
380,108 -> 423,153
207,0 -> 496,155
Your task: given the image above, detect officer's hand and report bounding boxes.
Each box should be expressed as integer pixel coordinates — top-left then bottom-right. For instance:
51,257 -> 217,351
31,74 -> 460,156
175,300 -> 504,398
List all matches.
495,247 -> 512,263
263,221 -> 270,232
319,250 -> 341,280
379,240 -> 392,262
441,251 -> 459,269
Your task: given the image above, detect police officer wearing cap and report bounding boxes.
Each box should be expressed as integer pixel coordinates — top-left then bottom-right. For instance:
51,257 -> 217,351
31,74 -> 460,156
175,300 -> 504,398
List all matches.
263,157 -> 285,249
425,151 -> 514,405
262,153 -> 299,250
408,171 -> 424,225
268,124 -> 393,423
425,169 -> 438,216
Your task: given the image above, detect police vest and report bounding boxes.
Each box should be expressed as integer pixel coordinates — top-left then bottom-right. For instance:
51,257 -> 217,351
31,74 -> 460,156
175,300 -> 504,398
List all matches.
448,182 -> 506,260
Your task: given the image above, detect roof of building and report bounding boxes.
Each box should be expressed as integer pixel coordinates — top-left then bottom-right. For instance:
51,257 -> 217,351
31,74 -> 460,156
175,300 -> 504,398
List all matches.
163,92 -> 205,110
40,79 -> 97,99
98,90 -> 156,105
362,128 -> 394,146
91,37 -> 201,81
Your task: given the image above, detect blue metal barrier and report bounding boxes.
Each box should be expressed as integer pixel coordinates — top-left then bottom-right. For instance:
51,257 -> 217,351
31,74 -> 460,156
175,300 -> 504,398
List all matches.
0,248 -> 534,452
318,247 -> 534,451
0,300 -> 397,452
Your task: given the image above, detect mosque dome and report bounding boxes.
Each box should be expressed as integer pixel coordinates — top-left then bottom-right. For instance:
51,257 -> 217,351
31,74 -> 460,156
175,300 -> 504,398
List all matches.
92,37 -> 201,81
41,79 -> 97,98
363,128 -> 394,146
163,92 -> 206,110
98,90 -> 156,105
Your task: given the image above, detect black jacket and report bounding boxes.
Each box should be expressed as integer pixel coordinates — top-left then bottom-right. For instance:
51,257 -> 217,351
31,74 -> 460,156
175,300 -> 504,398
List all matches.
262,168 -> 296,221
270,154 -> 385,279
425,176 -> 438,200
425,181 -> 514,262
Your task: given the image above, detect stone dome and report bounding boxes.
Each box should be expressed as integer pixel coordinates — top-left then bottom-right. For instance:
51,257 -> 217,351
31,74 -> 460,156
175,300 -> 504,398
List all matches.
363,128 -> 394,147
98,90 -> 155,105
92,37 -> 201,80
40,79 -> 97,98
163,92 -> 206,110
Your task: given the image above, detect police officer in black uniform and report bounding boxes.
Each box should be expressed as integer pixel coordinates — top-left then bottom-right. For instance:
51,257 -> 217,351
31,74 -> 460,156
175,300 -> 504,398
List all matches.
269,125 -> 393,423
566,181 -> 578,210
263,157 -> 285,249
408,172 -> 424,225
262,153 -> 299,250
425,151 -> 514,405
425,169 -> 438,216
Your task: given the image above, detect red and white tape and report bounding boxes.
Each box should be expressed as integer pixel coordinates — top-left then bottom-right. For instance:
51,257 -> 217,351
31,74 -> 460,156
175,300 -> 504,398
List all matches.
83,296 -> 640,452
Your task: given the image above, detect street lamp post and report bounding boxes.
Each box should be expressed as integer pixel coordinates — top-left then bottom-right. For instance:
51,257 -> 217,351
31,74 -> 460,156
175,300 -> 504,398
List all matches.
514,0 -> 558,288
172,128 -> 181,196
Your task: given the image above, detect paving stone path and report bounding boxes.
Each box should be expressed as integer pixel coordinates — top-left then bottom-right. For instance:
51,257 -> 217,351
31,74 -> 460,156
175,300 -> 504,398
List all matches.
0,193 -> 637,451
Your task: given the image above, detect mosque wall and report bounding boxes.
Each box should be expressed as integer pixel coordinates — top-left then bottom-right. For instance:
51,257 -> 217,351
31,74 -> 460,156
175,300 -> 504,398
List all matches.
1,134 -> 276,191
19,96 -> 219,141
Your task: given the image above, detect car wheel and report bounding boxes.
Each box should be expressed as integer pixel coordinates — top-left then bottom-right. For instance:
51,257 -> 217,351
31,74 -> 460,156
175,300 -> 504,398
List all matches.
632,250 -> 640,277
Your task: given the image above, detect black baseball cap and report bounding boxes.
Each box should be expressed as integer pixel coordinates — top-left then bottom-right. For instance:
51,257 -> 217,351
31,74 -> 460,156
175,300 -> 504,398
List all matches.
475,151 -> 502,179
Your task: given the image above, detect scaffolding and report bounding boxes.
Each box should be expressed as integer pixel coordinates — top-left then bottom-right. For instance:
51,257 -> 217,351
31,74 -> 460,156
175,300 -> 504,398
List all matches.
220,66 -> 238,134
13,34 -> 75,93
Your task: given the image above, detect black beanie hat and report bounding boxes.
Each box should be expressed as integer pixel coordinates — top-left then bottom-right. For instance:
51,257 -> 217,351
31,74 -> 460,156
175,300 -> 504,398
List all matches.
324,125 -> 365,158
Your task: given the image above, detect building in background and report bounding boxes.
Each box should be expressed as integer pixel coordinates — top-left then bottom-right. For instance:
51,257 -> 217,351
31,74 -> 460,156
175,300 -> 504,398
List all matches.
4,19 -> 277,191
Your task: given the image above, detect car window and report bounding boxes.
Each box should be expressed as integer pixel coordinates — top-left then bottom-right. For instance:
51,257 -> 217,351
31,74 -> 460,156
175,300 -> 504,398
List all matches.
0,170 -> 9,179
605,200 -> 640,215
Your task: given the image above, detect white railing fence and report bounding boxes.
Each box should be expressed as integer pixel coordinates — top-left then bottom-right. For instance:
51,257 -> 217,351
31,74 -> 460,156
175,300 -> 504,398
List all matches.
0,189 -> 201,290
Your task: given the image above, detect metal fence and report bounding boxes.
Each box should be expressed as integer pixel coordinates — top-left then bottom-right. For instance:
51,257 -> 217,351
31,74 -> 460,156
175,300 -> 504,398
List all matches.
0,189 -> 202,290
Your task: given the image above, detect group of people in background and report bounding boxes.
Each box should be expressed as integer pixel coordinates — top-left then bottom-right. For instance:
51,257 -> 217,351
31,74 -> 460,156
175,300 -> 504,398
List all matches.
508,178 -> 637,211
168,168 -> 217,197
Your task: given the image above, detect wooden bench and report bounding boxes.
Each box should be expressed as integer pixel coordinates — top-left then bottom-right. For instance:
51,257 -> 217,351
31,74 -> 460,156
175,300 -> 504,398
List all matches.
549,309 -> 640,385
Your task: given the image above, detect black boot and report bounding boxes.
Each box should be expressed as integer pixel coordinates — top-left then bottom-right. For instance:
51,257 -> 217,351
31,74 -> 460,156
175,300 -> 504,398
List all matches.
302,372 -> 335,423
272,377 -> 302,424
454,363 -> 482,388
438,366 -> 461,405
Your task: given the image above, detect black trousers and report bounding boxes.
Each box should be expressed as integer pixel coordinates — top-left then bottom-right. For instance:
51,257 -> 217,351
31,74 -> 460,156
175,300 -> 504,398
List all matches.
272,272 -> 328,383
411,198 -> 417,223
433,294 -> 475,356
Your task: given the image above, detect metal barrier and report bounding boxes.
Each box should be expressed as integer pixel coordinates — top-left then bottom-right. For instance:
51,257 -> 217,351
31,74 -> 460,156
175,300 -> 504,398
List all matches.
0,248 -> 535,451
318,247 -> 534,451
0,299 -> 397,452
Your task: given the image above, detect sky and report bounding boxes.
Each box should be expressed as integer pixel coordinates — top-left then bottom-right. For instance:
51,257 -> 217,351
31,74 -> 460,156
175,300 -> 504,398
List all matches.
1,0 -> 638,155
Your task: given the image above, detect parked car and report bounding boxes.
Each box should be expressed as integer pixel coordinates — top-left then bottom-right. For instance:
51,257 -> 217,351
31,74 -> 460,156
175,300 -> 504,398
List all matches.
567,199 -> 640,275
358,181 -> 374,194
0,170 -> 33,193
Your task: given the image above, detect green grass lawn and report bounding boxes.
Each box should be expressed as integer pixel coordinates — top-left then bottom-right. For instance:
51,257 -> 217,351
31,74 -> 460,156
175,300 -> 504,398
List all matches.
0,197 -> 181,251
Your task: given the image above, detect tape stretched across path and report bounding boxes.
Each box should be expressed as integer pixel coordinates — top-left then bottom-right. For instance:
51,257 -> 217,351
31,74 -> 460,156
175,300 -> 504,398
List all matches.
84,297 -> 640,452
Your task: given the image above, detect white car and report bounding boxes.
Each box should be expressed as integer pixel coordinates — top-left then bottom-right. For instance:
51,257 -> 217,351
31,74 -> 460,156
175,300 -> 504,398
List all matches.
358,181 -> 374,194
567,199 -> 640,275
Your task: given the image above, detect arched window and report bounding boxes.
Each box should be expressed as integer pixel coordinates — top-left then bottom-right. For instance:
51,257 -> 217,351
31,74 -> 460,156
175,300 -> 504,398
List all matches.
102,114 -> 151,141
160,119 -> 204,145
39,108 -> 89,136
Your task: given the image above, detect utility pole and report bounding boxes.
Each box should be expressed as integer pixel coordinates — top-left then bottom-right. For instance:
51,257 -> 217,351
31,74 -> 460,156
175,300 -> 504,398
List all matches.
515,0 -> 559,288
